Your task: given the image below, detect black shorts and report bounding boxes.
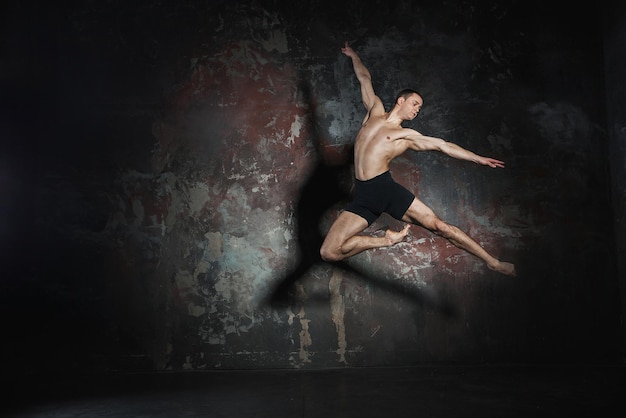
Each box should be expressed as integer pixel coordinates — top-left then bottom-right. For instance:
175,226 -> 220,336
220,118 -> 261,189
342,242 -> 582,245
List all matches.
344,171 -> 415,225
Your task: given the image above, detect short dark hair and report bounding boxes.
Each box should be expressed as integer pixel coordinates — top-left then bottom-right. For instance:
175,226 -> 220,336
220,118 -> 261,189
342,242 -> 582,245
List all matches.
395,88 -> 422,103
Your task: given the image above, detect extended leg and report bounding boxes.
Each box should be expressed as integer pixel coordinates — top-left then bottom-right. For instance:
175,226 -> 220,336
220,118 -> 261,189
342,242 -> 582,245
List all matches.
320,211 -> 410,262
403,198 -> 516,276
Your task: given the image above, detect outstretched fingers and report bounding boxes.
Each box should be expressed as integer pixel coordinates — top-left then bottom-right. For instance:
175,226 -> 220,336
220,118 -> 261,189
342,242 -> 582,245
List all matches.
486,158 -> 505,168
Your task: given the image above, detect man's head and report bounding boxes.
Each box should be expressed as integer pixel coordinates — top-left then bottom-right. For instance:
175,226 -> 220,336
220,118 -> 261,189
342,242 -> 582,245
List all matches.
394,89 -> 423,120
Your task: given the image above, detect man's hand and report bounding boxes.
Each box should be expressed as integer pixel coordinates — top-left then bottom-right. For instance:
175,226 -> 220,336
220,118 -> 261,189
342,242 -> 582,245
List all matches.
479,157 -> 506,168
341,41 -> 357,58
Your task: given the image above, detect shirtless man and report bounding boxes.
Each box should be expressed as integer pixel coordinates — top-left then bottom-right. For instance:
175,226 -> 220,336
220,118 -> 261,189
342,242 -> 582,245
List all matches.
319,42 -> 516,276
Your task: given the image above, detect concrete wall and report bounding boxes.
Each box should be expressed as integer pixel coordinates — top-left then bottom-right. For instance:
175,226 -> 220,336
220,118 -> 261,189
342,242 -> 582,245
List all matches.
2,0 -> 622,373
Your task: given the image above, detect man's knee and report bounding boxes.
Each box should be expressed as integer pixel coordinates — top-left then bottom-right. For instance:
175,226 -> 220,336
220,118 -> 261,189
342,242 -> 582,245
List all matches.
320,245 -> 342,263
433,219 -> 454,238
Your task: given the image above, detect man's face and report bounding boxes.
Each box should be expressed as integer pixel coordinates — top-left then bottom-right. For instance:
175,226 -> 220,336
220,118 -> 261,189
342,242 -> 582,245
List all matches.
401,93 -> 423,120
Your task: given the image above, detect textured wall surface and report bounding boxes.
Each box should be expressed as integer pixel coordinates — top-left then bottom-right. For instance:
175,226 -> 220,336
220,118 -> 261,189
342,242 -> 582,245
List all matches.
2,0 -> 622,373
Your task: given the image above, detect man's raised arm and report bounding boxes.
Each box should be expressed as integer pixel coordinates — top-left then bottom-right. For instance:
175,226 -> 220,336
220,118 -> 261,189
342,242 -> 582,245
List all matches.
341,42 -> 379,111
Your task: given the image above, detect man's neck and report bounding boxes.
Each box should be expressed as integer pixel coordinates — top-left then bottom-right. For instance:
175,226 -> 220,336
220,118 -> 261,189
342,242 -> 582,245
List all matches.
385,108 -> 404,126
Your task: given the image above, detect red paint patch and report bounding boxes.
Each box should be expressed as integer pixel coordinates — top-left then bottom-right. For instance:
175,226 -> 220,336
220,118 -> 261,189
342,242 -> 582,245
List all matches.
152,41 -> 317,216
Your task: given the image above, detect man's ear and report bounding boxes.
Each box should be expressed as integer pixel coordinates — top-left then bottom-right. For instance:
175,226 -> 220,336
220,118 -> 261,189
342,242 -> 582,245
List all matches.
396,96 -> 405,105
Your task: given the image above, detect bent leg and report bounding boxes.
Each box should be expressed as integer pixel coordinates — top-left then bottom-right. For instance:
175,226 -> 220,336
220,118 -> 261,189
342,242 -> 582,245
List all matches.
320,211 -> 410,262
403,198 -> 516,276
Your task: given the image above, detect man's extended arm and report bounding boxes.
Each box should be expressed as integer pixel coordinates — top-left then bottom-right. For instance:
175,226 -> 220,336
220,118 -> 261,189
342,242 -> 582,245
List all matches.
403,129 -> 505,168
341,42 -> 380,112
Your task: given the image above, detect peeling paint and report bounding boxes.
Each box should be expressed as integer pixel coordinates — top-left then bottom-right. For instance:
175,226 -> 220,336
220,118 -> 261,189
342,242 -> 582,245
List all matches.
298,314 -> 312,364
329,269 -> 348,364
131,198 -> 145,226
187,182 -> 210,218
203,231 -> 223,262
174,269 -> 207,317
287,114 -> 305,147
261,29 -> 288,53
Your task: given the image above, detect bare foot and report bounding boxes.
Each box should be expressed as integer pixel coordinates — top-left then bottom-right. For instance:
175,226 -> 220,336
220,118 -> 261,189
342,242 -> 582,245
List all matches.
385,224 -> 410,245
488,261 -> 516,276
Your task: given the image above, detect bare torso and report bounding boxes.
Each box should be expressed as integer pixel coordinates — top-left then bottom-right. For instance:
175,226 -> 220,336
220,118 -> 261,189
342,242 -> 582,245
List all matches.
354,112 -> 410,180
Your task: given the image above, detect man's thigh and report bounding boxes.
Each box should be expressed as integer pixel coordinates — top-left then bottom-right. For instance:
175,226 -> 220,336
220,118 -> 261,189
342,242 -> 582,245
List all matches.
401,198 -> 438,228
323,211 -> 369,244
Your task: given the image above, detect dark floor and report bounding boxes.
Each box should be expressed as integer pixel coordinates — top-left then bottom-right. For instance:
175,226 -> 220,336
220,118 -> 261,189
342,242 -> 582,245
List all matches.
4,364 -> 626,417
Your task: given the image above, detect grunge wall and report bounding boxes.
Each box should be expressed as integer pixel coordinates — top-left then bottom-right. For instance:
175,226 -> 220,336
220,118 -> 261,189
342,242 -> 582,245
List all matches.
2,0 -> 622,373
